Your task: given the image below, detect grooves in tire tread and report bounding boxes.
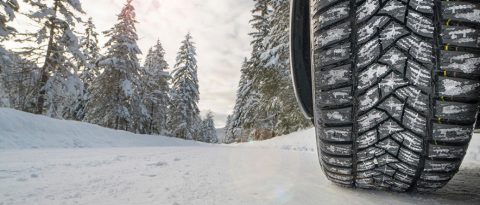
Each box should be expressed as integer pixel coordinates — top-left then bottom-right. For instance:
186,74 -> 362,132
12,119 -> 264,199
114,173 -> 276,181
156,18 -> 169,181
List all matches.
311,0 -> 480,192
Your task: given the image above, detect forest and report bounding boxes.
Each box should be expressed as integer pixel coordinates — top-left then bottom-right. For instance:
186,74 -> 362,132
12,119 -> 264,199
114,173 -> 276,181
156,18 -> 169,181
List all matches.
0,0 -> 309,144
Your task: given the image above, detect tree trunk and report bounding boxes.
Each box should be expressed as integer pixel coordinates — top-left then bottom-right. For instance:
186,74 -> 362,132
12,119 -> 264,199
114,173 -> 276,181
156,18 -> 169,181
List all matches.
36,0 -> 59,114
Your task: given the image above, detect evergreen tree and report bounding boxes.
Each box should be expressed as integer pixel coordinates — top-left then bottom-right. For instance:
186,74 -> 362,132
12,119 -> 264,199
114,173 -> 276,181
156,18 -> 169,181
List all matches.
142,40 -> 170,135
260,0 -> 310,135
79,17 -> 101,88
84,0 -> 147,132
70,17 -> 101,120
224,114 -> 233,143
0,0 -> 19,107
201,112 -> 218,143
0,0 -> 19,37
225,59 -> 261,143
226,0 -> 310,143
168,33 -> 200,140
20,0 -> 86,118
226,0 -> 272,143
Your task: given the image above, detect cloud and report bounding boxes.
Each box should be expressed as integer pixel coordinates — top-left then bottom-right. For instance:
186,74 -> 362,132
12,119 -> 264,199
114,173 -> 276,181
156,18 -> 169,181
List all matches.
83,0 -> 253,127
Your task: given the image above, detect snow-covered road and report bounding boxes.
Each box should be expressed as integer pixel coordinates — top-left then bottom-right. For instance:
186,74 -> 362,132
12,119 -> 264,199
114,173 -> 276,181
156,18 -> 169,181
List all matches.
0,109 -> 479,205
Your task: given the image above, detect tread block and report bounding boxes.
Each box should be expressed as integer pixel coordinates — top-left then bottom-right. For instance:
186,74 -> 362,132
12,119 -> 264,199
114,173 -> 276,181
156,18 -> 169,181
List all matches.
357,170 -> 382,179
312,0 -> 344,14
376,138 -> 400,155
357,39 -> 381,68
391,131 -> 423,152
322,127 -> 353,142
375,165 -> 396,176
356,0 -> 380,23
442,2 -> 480,24
358,110 -> 389,132
424,160 -> 460,172
420,172 -> 452,181
359,87 -> 380,112
379,21 -> 409,48
357,159 -> 376,171
406,11 -> 434,37
316,42 -> 351,66
379,0 -> 406,22
357,130 -> 379,149
316,22 -> 351,48
440,51 -> 480,74
321,154 -> 353,167
358,16 -> 389,44
321,142 -> 353,155
442,26 -> 479,48
402,108 -> 427,136
357,147 -> 385,162
356,178 -> 375,188
326,175 -> 354,185
318,87 -> 353,106
406,61 -> 432,92
376,153 -> 399,166
322,107 -> 352,124
432,123 -> 472,143
358,63 -> 390,90
390,162 -> 417,176
395,86 -> 429,113
324,163 -> 353,175
379,48 -> 408,73
429,145 -> 466,159
397,35 -> 433,64
325,171 -> 354,181
394,171 -> 414,184
437,77 -> 480,99
319,64 -> 352,87
435,101 -> 478,122
409,0 -> 433,14
315,1 -> 350,30
378,96 -> 404,121
397,131 -> 423,152
379,72 -> 409,96
378,119 -> 404,139
398,148 -> 420,166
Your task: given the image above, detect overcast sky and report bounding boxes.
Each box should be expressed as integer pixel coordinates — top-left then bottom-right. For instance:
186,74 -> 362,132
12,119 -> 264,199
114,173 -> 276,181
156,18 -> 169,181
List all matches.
82,0 -> 253,127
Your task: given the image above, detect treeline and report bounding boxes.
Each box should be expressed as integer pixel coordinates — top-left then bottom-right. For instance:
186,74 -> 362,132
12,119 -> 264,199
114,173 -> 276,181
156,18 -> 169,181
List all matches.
0,0 -> 218,143
224,0 -> 311,143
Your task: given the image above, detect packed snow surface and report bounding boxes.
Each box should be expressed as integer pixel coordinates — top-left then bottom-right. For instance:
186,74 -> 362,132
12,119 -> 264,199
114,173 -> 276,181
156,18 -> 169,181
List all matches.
1,108 -> 479,205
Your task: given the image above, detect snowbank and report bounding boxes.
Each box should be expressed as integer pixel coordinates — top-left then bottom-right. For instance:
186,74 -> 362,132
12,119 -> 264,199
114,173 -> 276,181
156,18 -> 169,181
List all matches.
0,108 -> 479,204
0,108 -> 198,149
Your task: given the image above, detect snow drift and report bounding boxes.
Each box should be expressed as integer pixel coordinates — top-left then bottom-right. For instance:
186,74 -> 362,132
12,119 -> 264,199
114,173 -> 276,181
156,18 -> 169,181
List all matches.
0,108 -> 480,205
0,108 -> 198,149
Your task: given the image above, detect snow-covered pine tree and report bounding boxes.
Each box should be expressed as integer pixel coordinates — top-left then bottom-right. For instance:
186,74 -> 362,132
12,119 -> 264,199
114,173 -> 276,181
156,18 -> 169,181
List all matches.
70,17 -> 101,120
0,0 -> 19,107
79,17 -> 100,89
84,0 -> 148,132
225,59 -> 262,143
260,0 -> 310,135
168,33 -> 201,140
201,112 -> 218,143
20,0 -> 86,118
142,40 -> 170,135
225,0 -> 272,143
0,0 -> 19,37
224,114 -> 233,143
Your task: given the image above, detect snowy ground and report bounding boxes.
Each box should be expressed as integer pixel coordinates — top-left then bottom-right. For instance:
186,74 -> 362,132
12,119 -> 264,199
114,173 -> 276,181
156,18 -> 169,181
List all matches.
0,109 -> 479,205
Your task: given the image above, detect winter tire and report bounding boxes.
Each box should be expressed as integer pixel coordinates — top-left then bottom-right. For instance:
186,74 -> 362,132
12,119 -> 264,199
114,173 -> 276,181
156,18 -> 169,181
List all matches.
291,0 -> 480,192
